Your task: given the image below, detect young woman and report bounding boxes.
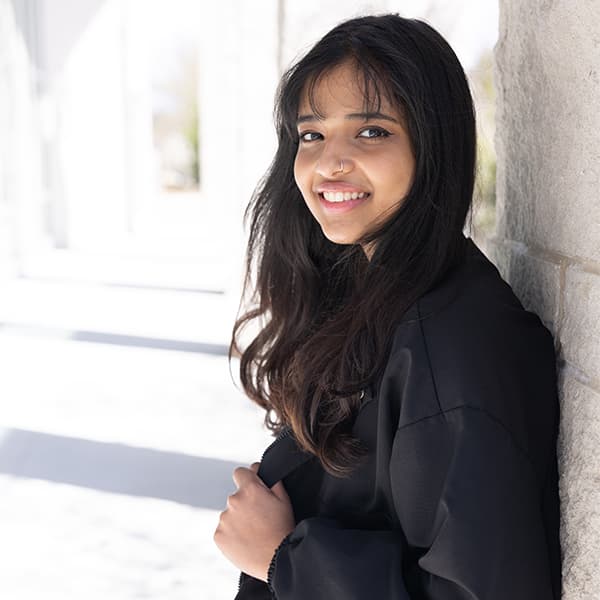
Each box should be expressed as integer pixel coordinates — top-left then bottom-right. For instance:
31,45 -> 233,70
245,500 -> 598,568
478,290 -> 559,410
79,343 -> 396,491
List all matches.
214,13 -> 562,600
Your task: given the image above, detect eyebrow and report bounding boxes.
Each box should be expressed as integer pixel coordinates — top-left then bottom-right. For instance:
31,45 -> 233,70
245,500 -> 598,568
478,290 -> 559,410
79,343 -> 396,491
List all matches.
296,111 -> 400,125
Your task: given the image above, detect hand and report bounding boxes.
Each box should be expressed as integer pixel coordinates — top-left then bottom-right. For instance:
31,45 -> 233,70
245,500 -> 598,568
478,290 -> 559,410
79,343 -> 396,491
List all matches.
214,462 -> 296,582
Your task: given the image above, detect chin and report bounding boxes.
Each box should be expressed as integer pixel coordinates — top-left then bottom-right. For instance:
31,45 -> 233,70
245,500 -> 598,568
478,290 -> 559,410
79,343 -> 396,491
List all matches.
321,229 -> 359,246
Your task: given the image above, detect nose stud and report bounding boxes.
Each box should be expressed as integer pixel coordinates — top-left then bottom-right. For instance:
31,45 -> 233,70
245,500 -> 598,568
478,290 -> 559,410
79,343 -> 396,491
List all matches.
332,159 -> 345,175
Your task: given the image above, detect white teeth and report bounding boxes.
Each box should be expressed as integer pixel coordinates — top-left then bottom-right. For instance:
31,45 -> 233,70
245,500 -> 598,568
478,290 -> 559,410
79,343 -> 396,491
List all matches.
322,191 -> 368,202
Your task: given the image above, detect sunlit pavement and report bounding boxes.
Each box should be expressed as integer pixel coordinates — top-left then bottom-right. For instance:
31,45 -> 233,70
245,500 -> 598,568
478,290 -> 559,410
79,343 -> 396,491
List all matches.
0,277 -> 273,599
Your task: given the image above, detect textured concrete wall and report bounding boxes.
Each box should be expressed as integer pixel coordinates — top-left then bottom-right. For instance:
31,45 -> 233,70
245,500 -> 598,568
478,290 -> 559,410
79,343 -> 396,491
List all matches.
493,2 -> 600,598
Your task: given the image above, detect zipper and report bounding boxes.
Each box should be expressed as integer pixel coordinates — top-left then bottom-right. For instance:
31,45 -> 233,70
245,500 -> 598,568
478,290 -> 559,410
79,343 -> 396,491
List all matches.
259,425 -> 293,464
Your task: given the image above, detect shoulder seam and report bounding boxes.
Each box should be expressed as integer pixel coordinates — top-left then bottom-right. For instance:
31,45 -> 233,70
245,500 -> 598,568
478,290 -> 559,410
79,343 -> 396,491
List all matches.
397,404 -> 538,481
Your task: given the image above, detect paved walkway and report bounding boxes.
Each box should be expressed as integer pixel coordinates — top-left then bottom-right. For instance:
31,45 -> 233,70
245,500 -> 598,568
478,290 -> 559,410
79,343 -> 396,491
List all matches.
0,276 -> 273,599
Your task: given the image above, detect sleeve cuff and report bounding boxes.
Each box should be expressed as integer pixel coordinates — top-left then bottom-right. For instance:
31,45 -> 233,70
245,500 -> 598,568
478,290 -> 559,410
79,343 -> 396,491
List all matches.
266,531 -> 294,592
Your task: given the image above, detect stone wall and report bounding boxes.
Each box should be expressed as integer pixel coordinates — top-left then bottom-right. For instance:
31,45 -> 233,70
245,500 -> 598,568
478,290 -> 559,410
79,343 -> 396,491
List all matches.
492,2 -> 600,598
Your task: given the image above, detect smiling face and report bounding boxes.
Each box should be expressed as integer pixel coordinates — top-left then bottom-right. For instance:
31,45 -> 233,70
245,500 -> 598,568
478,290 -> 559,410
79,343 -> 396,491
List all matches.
293,60 -> 416,257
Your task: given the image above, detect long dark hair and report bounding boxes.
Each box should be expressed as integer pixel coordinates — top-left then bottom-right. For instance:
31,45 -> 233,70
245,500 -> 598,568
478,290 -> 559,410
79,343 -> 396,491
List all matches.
229,13 -> 476,477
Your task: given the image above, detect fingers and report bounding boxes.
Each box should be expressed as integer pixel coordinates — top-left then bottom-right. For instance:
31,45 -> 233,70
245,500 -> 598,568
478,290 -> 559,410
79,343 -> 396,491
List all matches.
232,466 -> 252,488
232,462 -> 262,488
270,479 -> 290,501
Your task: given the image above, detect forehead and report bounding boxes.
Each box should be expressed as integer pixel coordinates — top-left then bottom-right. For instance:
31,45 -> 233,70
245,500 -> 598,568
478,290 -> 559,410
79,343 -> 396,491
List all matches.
297,61 -> 397,117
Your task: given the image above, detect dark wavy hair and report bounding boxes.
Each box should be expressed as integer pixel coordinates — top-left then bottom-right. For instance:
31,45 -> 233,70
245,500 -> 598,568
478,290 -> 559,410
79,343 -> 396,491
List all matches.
229,13 -> 477,477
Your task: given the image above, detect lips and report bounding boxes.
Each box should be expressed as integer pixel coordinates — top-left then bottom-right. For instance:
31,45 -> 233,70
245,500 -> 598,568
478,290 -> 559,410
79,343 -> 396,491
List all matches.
317,191 -> 370,213
315,181 -> 371,205
315,182 -> 370,194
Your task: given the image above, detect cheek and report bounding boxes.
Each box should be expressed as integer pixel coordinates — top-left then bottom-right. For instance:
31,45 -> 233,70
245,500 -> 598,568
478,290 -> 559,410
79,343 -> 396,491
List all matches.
376,151 -> 414,189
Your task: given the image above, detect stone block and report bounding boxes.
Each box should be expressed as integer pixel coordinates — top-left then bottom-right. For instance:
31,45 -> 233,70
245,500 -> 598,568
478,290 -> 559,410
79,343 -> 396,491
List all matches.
495,1 -> 600,263
557,371 -> 600,600
561,265 -> 600,379
484,237 -> 561,333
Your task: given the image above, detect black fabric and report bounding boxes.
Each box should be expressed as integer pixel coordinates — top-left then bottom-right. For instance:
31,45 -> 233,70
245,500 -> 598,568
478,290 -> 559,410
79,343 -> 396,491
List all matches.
234,235 -> 562,600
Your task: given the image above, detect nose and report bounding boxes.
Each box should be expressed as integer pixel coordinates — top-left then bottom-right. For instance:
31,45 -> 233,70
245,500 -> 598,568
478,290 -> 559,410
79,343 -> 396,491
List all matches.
315,143 -> 355,177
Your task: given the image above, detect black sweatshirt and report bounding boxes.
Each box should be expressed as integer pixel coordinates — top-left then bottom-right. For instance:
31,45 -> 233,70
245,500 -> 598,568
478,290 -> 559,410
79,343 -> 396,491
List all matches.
234,235 -> 562,600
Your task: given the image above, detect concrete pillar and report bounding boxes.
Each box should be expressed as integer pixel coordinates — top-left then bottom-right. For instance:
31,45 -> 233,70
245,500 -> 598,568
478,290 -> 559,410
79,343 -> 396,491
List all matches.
493,2 -> 600,598
0,0 -> 48,278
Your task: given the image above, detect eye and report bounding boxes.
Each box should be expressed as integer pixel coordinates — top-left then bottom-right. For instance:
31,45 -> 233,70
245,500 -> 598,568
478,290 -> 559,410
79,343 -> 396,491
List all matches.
358,126 -> 391,139
298,131 -> 322,143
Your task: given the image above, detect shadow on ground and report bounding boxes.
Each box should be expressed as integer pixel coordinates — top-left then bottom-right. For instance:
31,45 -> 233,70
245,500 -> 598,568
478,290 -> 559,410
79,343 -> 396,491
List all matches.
0,427 -> 240,510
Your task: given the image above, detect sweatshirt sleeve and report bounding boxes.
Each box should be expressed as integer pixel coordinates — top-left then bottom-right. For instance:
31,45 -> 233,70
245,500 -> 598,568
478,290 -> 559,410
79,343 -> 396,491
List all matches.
266,405 -> 556,599
267,516 -> 411,598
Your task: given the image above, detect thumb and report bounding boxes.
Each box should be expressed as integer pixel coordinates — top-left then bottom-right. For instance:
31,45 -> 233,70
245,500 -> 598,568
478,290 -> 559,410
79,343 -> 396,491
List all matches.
270,479 -> 291,502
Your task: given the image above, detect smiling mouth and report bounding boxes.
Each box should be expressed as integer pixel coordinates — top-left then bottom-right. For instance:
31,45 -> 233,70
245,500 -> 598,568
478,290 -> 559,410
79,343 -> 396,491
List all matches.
318,191 -> 371,203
